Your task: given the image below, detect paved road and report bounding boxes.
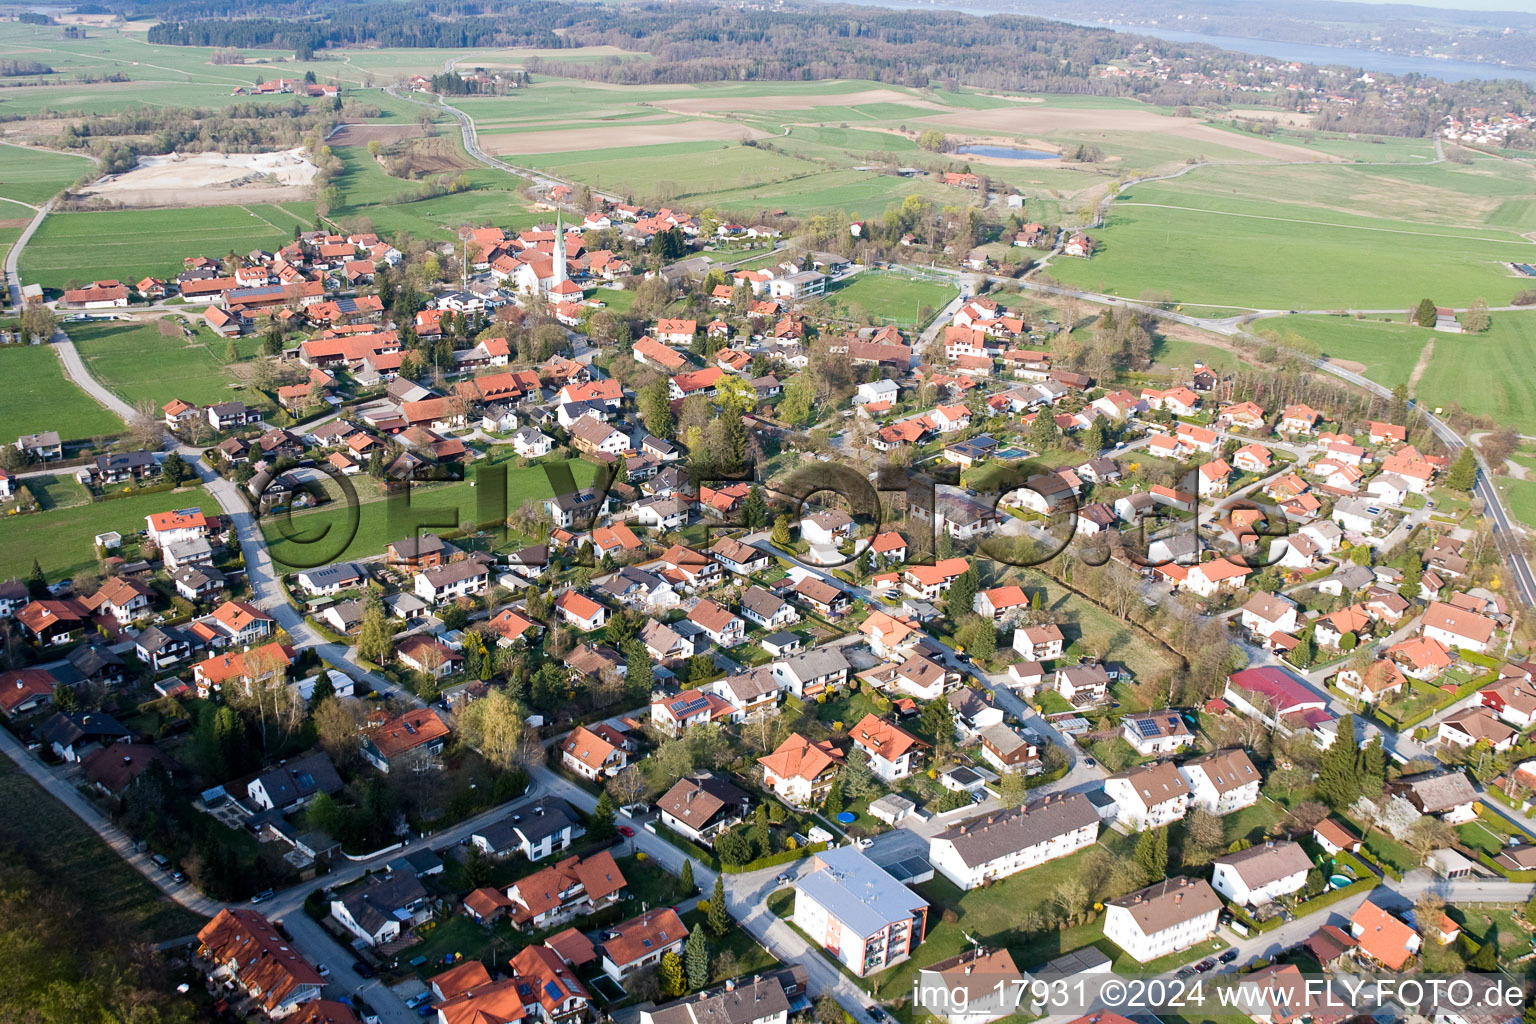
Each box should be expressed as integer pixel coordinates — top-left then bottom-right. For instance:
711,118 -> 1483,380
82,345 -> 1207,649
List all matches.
530,764 -> 883,1024
4,196 -> 50,307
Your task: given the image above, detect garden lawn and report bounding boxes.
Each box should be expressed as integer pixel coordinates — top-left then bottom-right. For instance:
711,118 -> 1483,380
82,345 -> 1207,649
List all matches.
0,484 -> 212,580
1004,570 -> 1184,682
0,342 -> 125,443
263,461 -> 600,568
0,757 -> 206,941
1048,184 -> 1535,309
680,909 -> 779,984
70,320 -> 246,408
823,273 -> 958,327
22,203 -> 315,290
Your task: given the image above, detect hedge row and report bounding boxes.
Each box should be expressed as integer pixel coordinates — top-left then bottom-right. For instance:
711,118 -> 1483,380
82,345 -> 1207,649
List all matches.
722,841 -> 828,875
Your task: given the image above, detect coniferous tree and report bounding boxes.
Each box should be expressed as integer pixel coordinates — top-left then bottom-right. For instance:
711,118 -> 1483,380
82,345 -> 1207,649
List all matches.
680,858 -> 695,894
708,876 -> 730,935
684,927 -> 710,990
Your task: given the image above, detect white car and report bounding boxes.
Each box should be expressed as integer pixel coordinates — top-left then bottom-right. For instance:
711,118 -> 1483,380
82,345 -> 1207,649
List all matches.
854,837 -> 873,849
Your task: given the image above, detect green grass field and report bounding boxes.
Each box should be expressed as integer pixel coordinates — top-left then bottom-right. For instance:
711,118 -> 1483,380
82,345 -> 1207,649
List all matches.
22,203 -> 315,290
822,272 -> 957,326
263,460 -> 601,568
71,320 -> 248,408
327,141 -> 538,238
1050,182 -> 1536,309
0,144 -> 94,206
1263,314 -> 1431,390
0,484 -> 213,580
0,342 -> 125,444
1414,311 -> 1536,433
1146,336 -> 1251,375
0,758 -> 205,942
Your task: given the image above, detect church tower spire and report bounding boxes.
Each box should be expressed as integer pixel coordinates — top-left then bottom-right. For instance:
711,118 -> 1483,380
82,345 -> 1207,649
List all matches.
551,211 -> 567,288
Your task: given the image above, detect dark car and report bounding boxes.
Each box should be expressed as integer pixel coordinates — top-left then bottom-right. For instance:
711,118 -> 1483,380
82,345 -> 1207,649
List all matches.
352,961 -> 375,979
1195,959 -> 1216,973
1219,950 -> 1239,964
1176,966 -> 1196,978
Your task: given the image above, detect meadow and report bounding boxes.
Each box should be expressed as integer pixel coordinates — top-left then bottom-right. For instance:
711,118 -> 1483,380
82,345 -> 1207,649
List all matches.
0,758 -> 206,942
0,342 -> 125,444
263,459 -> 601,568
1262,314 -> 1431,390
0,144 -> 94,206
1048,181 -> 1536,309
821,272 -> 957,326
327,141 -> 538,239
0,484 -> 213,580
22,203 -> 315,290
1413,310 -> 1536,433
71,320 -> 249,408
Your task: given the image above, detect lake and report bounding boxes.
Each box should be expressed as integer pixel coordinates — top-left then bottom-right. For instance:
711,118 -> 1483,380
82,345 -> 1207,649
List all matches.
957,144 -> 1058,160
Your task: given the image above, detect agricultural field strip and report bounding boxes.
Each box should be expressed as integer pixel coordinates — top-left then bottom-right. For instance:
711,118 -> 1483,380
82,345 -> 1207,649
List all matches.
1117,200 -> 1536,247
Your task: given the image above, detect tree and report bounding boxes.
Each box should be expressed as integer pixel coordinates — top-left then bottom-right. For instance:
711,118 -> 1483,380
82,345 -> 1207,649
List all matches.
742,485 -> 770,530
1414,298 -> 1439,328
771,515 -> 793,548
684,927 -> 709,990
920,696 -> 955,745
1461,298 -> 1491,334
1446,447 -> 1478,492
708,875 -> 730,935
974,765 -> 1022,806
840,749 -> 876,799
821,779 -> 844,817
946,567 -> 979,620
357,588 -> 394,663
1470,931 -> 1498,971
1133,826 -> 1168,883
1358,735 -> 1387,800
659,951 -> 686,998
815,996 -> 844,1024
1081,418 -> 1107,456
163,452 -> 189,487
19,302 -> 55,342
714,826 -> 754,866
27,559 -> 47,599
1028,408 -> 1060,451
457,688 -> 538,772
313,694 -> 363,764
680,858 -> 695,894
51,682 -> 79,713
1187,808 -> 1224,852
589,792 -> 617,842
1317,714 -> 1362,809
640,379 -> 675,439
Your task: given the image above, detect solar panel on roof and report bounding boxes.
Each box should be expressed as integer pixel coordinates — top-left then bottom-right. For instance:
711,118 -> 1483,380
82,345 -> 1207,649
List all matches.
545,981 -> 563,1000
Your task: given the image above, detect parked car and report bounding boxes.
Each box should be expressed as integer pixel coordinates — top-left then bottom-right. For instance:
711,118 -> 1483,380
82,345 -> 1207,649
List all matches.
352,961 -> 375,979
618,825 -> 636,837
1219,950 -> 1239,964
776,874 -> 790,885
251,889 -> 275,904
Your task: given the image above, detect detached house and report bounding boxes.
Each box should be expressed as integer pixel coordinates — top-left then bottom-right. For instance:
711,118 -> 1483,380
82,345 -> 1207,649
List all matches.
599,909 -> 688,982
657,772 -> 751,846
561,725 -> 628,781
1212,841 -> 1312,907
759,733 -> 843,806
849,713 -> 924,782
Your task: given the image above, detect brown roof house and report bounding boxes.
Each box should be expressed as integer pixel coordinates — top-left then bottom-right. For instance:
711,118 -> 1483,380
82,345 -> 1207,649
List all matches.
1102,877 -> 1221,963
657,772 -> 751,846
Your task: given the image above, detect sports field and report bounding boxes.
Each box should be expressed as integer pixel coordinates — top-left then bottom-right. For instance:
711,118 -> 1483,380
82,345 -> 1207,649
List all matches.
0,342 -> 125,444
0,484 -> 214,580
70,320 -> 249,408
1049,182 -> 1535,309
822,272 -> 957,326
21,203 -> 315,290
